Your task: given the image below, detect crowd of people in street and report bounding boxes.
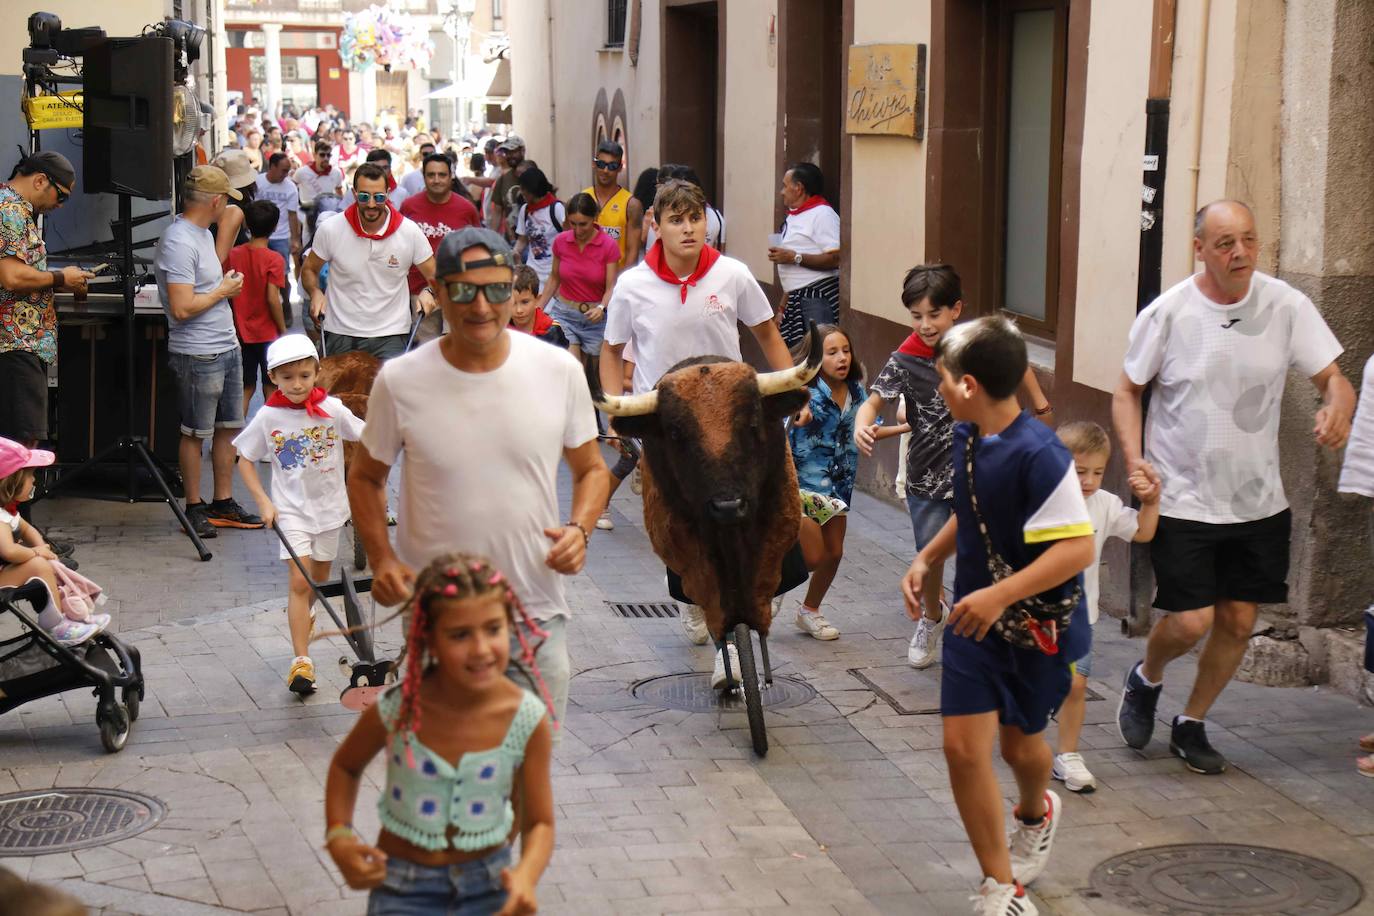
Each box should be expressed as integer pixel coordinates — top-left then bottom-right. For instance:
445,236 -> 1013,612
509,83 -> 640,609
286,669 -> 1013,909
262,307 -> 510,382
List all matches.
3,117 -> 1374,915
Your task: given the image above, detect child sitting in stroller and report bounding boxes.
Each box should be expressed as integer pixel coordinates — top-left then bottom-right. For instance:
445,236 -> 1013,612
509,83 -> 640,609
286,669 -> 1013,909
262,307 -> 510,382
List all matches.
0,437 -> 105,645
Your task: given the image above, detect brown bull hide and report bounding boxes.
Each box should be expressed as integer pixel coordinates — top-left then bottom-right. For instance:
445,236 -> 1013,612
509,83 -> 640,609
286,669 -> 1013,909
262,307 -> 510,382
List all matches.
616,360 -> 809,641
316,352 -> 380,470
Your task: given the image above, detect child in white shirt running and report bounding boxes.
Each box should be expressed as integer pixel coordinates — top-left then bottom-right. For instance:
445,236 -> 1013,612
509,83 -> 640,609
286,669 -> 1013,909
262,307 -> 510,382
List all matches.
234,335 -> 364,694
1052,421 -> 1160,793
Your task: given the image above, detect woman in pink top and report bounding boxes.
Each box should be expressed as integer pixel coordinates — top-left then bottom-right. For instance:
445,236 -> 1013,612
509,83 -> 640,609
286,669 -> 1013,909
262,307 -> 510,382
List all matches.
536,191 -> 620,373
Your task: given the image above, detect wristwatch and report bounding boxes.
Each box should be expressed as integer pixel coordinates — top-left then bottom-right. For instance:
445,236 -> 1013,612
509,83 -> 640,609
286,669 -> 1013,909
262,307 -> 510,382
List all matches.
793,252 -> 804,265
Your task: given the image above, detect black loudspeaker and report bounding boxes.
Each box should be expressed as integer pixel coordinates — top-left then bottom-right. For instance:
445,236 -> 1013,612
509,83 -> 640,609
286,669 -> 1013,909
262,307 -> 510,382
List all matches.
82,36 -> 174,200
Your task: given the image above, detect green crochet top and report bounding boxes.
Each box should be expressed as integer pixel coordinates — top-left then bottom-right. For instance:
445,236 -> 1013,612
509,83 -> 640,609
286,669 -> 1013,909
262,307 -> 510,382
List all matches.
375,685 -> 545,852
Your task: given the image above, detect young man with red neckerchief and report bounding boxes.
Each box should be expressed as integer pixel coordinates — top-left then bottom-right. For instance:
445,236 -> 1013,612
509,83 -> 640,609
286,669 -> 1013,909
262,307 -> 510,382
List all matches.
599,178 -> 795,688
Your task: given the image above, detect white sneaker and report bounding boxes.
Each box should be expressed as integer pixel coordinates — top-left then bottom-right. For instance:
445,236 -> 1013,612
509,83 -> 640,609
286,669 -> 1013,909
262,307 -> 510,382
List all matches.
1052,752 -> 1097,794
908,603 -> 947,668
681,604 -> 710,645
596,509 -> 615,531
1009,790 -> 1061,886
795,609 -> 840,640
970,877 -> 1037,915
710,642 -> 741,691
48,618 -> 102,647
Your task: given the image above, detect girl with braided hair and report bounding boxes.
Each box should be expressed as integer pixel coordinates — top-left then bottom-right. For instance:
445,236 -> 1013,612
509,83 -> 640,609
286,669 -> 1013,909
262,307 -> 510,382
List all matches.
323,553 -> 554,915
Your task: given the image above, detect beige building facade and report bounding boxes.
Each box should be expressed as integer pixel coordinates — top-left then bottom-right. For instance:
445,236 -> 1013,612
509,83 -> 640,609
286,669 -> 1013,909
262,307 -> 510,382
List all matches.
510,0 -> 1374,684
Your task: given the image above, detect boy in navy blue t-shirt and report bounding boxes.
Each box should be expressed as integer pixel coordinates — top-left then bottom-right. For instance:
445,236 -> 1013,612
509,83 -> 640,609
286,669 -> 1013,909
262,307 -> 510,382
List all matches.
902,316 -> 1093,916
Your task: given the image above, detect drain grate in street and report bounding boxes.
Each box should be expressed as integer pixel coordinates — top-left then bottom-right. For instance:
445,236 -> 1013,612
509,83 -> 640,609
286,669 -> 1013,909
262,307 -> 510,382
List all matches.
0,788 -> 166,856
608,601 -> 680,619
1088,843 -> 1363,915
631,672 -> 817,712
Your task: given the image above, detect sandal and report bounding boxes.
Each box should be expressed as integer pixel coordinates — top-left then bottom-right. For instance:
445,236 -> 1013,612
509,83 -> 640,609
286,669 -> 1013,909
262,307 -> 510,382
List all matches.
1358,754 -> 1374,778
1360,733 -> 1374,754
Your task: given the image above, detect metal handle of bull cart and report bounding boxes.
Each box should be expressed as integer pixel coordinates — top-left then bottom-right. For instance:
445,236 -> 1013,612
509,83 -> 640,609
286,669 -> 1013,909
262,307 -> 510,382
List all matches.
272,520 -> 376,662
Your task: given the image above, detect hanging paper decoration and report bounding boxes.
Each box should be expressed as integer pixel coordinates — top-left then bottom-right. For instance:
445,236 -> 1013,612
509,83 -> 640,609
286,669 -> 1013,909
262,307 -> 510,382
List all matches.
340,3 -> 434,73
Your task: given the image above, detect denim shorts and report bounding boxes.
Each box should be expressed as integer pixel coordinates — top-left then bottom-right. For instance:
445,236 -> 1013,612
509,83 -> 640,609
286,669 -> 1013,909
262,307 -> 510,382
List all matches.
508,615 -> 568,738
367,846 -> 510,916
323,331 -> 408,361
168,347 -> 244,439
550,299 -> 605,352
1071,649 -> 1093,678
906,494 -> 953,551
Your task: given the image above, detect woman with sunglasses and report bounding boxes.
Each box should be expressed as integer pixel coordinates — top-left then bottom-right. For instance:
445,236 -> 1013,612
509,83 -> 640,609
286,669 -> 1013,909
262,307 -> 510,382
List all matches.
580,140 -> 638,269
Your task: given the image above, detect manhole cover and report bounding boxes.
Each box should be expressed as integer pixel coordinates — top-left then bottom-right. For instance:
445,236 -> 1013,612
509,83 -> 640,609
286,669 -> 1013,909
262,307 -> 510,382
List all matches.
1089,843 -> 1363,915
0,788 -> 166,855
631,673 -> 818,712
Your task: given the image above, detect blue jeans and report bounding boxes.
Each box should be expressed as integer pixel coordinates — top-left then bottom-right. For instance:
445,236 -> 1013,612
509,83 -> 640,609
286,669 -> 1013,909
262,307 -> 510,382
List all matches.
906,494 -> 953,551
168,348 -> 244,438
367,846 -> 510,915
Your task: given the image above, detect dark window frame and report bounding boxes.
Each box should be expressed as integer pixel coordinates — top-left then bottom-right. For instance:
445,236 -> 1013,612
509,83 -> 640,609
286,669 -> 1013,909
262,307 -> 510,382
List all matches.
607,0 -> 628,47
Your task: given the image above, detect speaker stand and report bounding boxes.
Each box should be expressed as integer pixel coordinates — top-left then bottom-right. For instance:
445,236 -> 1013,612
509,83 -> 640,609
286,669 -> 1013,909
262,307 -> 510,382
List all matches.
34,194 -> 213,562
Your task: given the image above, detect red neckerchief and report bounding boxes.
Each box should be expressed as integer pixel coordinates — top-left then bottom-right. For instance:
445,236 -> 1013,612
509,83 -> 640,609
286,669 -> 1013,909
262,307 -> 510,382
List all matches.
384,172 -> 397,191
266,387 -> 331,418
512,308 -> 555,336
787,195 -> 829,216
644,240 -> 722,304
310,162 -> 334,176
344,202 -> 403,240
526,192 -> 556,213
897,332 -> 934,358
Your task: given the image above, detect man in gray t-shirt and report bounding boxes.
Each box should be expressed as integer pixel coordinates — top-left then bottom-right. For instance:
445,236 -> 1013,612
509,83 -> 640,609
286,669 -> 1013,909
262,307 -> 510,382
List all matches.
153,166 -> 263,539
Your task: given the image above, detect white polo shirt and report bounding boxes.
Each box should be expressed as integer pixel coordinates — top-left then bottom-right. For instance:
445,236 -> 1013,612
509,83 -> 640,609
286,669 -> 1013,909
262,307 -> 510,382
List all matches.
310,210 -> 433,338
605,254 -> 775,395
776,203 -> 841,293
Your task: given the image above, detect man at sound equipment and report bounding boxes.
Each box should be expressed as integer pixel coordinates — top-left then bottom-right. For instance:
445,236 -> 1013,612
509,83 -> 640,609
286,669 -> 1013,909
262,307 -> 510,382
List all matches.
153,165 -> 265,541
0,151 -> 91,448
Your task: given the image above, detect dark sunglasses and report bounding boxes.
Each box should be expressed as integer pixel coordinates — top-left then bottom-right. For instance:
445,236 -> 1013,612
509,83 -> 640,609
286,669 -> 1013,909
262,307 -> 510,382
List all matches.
354,191 -> 387,203
592,160 -> 622,171
51,182 -> 69,204
445,281 -> 513,304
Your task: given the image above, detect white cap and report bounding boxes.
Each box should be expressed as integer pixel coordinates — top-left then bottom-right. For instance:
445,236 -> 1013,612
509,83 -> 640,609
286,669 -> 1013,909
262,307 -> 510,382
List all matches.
266,334 -> 319,371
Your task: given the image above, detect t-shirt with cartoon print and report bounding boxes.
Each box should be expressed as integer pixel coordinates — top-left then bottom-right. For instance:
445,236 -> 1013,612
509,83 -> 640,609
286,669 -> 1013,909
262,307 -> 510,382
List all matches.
870,344 -> 953,501
232,396 -> 365,534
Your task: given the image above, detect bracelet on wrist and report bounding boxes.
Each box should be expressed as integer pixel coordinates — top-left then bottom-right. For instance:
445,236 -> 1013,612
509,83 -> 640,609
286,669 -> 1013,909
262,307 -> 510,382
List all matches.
324,823 -> 358,845
567,521 -> 591,548
50,270 -> 64,291
1034,403 -> 1054,417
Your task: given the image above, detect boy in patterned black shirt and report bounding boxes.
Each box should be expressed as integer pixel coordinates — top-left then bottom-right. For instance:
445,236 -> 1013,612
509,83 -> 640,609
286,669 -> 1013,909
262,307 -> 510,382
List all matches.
855,264 -> 963,668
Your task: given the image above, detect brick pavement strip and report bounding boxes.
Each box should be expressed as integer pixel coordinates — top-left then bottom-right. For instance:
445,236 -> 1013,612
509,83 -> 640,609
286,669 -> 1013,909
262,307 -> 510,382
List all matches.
4,463 -> 1374,914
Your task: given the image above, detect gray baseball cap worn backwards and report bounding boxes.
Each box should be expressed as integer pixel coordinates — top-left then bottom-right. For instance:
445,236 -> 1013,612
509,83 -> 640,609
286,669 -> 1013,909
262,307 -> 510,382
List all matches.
434,227 -> 516,277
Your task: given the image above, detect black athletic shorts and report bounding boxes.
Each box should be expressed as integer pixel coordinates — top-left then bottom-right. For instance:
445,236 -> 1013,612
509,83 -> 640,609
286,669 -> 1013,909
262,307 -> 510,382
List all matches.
0,350 -> 50,441
241,341 -> 272,392
1150,509 -> 1291,611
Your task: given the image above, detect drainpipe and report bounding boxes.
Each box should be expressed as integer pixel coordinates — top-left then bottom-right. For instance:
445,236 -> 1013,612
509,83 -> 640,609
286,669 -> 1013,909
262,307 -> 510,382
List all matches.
1127,0 -> 1180,637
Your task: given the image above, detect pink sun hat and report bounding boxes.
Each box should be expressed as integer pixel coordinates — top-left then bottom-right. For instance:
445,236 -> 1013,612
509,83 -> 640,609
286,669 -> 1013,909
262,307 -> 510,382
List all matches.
0,437 -> 55,480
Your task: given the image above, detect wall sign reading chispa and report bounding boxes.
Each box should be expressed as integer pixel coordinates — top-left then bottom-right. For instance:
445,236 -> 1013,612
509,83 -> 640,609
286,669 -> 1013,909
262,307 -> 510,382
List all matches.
846,43 -> 926,139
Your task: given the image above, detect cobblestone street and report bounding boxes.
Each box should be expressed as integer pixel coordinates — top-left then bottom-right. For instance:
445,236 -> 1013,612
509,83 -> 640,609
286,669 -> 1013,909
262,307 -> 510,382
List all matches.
3,448 -> 1373,915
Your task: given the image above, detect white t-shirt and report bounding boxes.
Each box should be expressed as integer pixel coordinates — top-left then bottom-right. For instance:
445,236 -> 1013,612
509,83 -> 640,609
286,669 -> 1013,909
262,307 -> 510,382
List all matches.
0,507 -> 21,536
1083,489 -> 1139,625
605,255 -> 775,395
254,173 -> 300,242
293,164 -> 344,206
232,397 -> 365,535
515,202 -> 566,284
360,333 -> 598,621
310,211 -> 434,338
776,204 -> 841,292
1123,271 -> 1343,523
1338,354 -> 1374,499
399,168 -> 426,200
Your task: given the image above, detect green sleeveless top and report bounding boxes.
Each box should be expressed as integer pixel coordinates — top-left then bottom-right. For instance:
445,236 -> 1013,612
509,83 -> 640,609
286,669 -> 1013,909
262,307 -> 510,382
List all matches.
375,685 -> 545,852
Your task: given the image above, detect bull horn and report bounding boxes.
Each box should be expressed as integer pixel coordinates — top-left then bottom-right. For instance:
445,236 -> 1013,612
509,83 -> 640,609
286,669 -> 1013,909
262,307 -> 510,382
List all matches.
588,365 -> 660,416
593,388 -> 660,417
756,320 -> 824,396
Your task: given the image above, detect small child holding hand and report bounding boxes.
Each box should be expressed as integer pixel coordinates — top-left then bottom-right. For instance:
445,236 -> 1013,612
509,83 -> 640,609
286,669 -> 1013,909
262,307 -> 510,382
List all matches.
234,335 -> 364,694
1051,422 -> 1160,793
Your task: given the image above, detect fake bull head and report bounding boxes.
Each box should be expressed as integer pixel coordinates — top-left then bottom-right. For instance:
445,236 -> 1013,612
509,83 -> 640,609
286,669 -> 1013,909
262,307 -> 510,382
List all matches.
593,329 -> 823,637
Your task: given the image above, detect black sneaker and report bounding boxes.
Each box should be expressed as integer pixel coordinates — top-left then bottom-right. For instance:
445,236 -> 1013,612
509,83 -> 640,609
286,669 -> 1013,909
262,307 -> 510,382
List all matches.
1169,717 -> 1227,774
184,502 -> 218,539
40,534 -> 76,559
1116,662 -> 1162,749
205,498 -> 265,529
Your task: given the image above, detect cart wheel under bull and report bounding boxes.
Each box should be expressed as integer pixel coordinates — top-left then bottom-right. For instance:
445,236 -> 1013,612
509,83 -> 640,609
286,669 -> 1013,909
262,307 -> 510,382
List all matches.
728,624 -> 769,756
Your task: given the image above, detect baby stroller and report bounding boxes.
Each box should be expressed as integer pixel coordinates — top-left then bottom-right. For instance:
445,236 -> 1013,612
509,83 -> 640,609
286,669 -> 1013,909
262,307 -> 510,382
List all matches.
0,581 -> 144,752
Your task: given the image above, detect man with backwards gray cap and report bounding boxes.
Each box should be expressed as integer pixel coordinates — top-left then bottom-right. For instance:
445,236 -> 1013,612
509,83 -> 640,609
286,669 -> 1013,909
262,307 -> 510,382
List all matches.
349,226 -> 611,728
0,151 -> 92,447
154,165 -> 264,540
